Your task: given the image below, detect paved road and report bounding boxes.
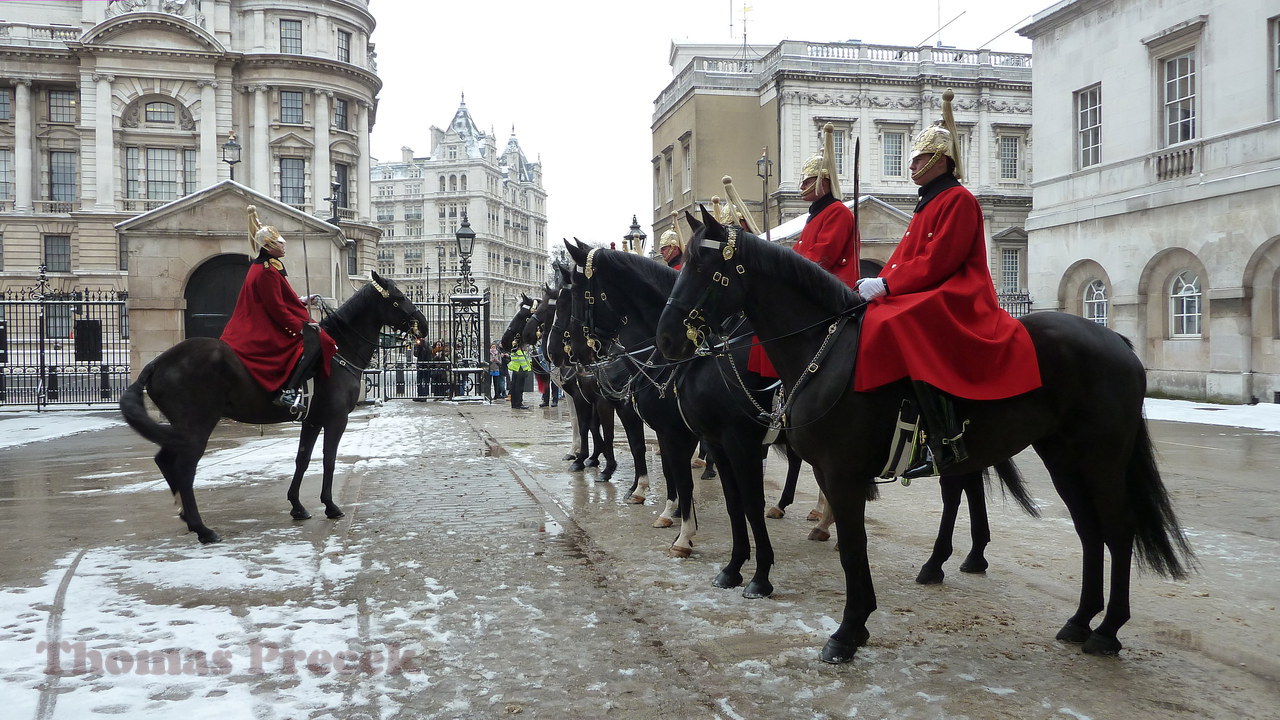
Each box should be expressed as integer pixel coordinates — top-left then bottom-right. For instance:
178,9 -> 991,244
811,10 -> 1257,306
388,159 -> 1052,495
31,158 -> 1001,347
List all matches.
0,400 -> 1276,719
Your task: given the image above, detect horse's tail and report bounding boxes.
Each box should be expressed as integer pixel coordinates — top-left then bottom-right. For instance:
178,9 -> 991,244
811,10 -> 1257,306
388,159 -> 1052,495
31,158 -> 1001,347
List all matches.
1128,420 -> 1196,579
119,359 -> 180,447
990,459 -> 1040,518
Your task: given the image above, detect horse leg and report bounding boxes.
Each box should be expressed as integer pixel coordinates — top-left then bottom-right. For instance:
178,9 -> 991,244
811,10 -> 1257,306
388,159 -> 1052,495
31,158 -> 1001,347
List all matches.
157,443 -> 219,544
1084,537 -> 1133,655
821,481 -> 875,664
287,423 -> 323,519
736,444 -> 775,599
568,397 -> 593,471
585,405 -> 606,469
958,472 -> 991,574
916,472 -> 968,584
565,391 -> 582,460
318,418 -> 349,519
767,443 -> 803,519
618,403 -> 650,498
808,496 -> 835,542
595,399 -> 618,481
807,488 -> 827,522
712,452 -> 748,591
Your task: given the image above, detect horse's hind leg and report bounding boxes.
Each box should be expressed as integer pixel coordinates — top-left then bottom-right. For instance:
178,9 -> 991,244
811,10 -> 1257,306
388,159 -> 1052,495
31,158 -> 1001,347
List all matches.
287,423 -> 323,519
1084,537 -> 1132,655
157,444 -> 220,544
767,444 -> 803,519
958,472 -> 990,573
916,472 -> 970,584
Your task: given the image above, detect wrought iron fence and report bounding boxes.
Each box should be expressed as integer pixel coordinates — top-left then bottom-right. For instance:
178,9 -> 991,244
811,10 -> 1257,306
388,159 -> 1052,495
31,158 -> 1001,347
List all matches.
998,290 -> 1033,318
0,267 -> 130,408
367,293 -> 491,402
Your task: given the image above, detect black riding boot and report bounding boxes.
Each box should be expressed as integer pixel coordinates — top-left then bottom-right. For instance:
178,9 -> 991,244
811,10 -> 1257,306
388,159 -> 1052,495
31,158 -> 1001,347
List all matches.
275,324 -> 320,412
903,381 -> 969,479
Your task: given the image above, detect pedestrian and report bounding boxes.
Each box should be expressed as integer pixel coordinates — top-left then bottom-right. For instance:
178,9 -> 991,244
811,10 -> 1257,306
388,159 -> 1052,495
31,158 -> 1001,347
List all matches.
507,344 -> 533,410
413,337 -> 432,400
488,342 -> 507,399
220,205 -> 336,415
853,89 -> 1041,477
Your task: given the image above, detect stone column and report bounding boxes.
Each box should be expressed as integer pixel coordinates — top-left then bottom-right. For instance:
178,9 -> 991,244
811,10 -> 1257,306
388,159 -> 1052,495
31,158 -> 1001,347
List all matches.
313,90 -> 332,213
198,79 -> 218,187
94,73 -> 116,210
251,84 -> 270,191
14,79 -> 32,212
976,87 -> 992,189
357,100 -> 372,220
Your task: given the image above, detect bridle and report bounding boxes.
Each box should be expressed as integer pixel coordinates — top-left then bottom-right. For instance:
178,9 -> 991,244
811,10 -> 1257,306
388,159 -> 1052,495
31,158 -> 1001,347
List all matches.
663,225 -> 745,348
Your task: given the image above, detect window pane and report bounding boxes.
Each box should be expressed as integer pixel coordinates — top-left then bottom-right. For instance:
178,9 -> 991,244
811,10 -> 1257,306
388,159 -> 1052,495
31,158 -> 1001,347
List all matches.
337,30 -> 351,63
882,132 -> 903,177
0,149 -> 13,200
1163,51 -> 1196,145
1076,86 -> 1102,168
334,163 -> 349,207
280,19 -> 303,54
184,149 -> 198,196
1000,248 -> 1020,291
999,136 -> 1020,180
44,235 -> 71,273
1084,279 -> 1109,325
50,151 -> 77,201
145,101 -> 175,123
49,90 -> 76,123
333,98 -> 348,130
1170,271 -> 1201,336
146,148 -> 178,200
126,147 -> 140,199
832,130 -> 845,175
280,158 -> 306,205
281,91 -> 303,124
0,88 -> 11,121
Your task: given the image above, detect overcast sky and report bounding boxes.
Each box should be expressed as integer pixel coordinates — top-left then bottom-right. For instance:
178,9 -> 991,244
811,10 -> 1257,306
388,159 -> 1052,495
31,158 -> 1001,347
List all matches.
368,0 -> 1040,253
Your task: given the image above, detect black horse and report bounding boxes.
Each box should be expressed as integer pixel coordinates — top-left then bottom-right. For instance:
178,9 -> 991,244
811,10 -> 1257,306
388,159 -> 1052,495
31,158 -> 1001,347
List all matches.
120,272 -> 427,544
655,210 -> 1193,662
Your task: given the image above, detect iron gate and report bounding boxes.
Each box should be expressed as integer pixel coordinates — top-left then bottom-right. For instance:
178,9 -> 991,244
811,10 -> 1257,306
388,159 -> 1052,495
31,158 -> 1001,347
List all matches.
0,269 -> 130,409
367,291 -> 491,402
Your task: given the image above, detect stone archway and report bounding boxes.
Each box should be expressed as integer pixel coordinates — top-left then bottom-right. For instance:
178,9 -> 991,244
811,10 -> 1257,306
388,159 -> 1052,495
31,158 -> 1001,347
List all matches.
184,254 -> 248,338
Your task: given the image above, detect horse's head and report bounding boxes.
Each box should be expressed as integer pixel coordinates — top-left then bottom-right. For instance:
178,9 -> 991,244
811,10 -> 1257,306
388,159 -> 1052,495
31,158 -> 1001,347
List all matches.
500,295 -> 534,351
369,271 -> 428,339
565,239 -> 630,359
524,285 -> 556,347
656,207 -> 751,360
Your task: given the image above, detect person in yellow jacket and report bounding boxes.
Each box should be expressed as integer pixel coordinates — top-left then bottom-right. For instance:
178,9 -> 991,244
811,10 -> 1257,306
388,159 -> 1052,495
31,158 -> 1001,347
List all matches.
507,345 -> 533,410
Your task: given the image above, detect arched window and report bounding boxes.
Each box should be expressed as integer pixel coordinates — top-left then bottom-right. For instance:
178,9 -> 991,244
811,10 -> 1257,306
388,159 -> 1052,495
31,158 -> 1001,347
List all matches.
1083,279 -> 1108,325
449,174 -> 457,192
1169,271 -> 1201,337
439,175 -> 446,192
144,101 -> 175,123
460,174 -> 467,191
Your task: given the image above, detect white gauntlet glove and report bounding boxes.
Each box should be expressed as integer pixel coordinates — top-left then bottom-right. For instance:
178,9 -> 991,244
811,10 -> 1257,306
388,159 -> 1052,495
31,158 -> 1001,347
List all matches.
856,277 -> 888,301
299,294 -> 323,306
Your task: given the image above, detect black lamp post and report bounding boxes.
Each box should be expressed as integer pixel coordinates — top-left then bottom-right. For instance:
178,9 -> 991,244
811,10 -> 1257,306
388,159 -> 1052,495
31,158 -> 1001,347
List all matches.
623,214 -> 647,255
222,131 -> 241,182
453,211 -> 477,295
436,245 -> 445,301
756,147 -> 773,242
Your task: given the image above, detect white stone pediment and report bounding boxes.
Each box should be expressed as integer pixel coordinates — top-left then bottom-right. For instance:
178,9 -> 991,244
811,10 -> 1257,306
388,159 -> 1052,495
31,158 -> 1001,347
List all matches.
270,131 -> 315,151
82,13 -> 224,54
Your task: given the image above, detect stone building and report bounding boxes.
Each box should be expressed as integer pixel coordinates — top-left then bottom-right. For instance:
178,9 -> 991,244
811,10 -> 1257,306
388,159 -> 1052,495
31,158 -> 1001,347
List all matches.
371,98 -> 548,340
651,39 -> 1034,293
0,0 -> 381,370
1018,0 -> 1280,402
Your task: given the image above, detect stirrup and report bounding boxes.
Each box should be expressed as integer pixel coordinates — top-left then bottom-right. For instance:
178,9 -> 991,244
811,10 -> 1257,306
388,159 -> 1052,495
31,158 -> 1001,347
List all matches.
902,446 -> 939,480
274,388 -> 299,408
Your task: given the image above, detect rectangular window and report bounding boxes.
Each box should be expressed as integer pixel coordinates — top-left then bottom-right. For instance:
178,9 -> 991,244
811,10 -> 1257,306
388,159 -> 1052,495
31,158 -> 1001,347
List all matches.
333,98 -> 349,131
334,162 -> 349,207
0,149 -> 13,200
119,234 -> 128,272
998,136 -> 1021,180
280,158 -> 306,205
832,130 -> 846,176
1000,248 -> 1020,292
144,101 -> 175,123
146,148 -> 178,200
0,87 -> 11,121
125,147 -> 140,198
49,90 -> 77,123
882,131 -> 904,177
664,154 -> 673,202
280,19 -> 303,54
184,149 -> 198,196
346,241 -> 357,275
1163,50 -> 1196,145
280,91 -> 303,124
44,234 -> 71,273
49,151 -> 77,202
1076,85 -> 1102,168
337,30 -> 352,63
1274,18 -> 1280,118
681,141 -> 691,192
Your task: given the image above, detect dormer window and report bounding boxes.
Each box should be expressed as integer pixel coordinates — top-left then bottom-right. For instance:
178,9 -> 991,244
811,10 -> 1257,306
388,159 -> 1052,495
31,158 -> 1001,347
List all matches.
145,101 -> 175,124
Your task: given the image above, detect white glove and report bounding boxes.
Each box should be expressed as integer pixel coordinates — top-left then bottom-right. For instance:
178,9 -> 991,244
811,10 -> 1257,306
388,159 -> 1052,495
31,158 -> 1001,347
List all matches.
856,277 -> 887,301
299,294 -> 323,306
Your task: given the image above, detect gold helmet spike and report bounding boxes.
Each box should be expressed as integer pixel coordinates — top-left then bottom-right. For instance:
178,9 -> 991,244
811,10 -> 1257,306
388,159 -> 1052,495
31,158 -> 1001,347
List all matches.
246,205 -> 284,258
909,88 -> 964,181
800,123 -> 842,199
721,175 -> 761,234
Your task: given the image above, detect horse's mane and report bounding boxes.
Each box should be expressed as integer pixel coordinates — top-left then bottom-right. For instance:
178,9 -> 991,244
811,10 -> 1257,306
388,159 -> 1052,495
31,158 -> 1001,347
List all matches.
320,282 -> 378,334
736,229 -> 858,314
597,250 -> 677,294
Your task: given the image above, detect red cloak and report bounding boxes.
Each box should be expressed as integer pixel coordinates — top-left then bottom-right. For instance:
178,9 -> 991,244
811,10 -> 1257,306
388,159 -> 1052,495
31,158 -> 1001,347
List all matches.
750,197 -> 861,378
854,183 -> 1040,400
220,257 -> 337,392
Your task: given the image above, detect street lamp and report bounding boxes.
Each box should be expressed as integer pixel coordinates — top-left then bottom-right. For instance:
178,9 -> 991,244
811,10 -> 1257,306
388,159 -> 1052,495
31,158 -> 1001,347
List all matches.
623,214 -> 647,255
222,131 -> 241,181
437,245 -> 445,300
756,147 -> 773,241
454,211 -> 477,295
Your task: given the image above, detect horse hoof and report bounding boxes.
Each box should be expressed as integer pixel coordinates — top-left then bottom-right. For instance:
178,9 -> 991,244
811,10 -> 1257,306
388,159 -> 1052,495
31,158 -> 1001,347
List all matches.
562,453 -> 576,461
198,530 -> 222,544
1055,620 -> 1092,644
569,462 -> 586,472
820,632 -> 867,664
743,580 -> 774,599
325,508 -> 345,519
626,495 -> 646,505
291,509 -> 312,520
915,565 -> 945,585
959,556 -> 988,574
667,544 -> 692,559
600,466 -> 617,481
806,510 -> 822,522
807,528 -> 830,542
765,506 -> 785,519
652,517 -> 674,529
1082,631 -> 1123,655
585,458 -> 600,468
713,570 -> 743,589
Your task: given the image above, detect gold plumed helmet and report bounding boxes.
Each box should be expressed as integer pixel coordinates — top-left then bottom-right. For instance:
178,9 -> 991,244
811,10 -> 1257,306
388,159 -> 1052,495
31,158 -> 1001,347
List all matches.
909,88 -> 965,181
720,175 -> 761,234
659,211 -> 684,252
247,205 -> 284,257
800,123 -> 842,199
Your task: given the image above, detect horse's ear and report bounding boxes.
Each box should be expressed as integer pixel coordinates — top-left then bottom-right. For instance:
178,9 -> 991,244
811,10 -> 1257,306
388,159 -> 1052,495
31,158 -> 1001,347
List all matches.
521,292 -> 533,306
565,239 -> 589,266
685,209 -> 703,234
698,204 -> 720,232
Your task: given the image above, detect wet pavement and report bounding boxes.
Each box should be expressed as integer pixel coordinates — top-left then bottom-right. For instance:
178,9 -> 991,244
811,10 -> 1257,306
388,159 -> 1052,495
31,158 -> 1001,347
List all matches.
0,399 -> 1277,719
